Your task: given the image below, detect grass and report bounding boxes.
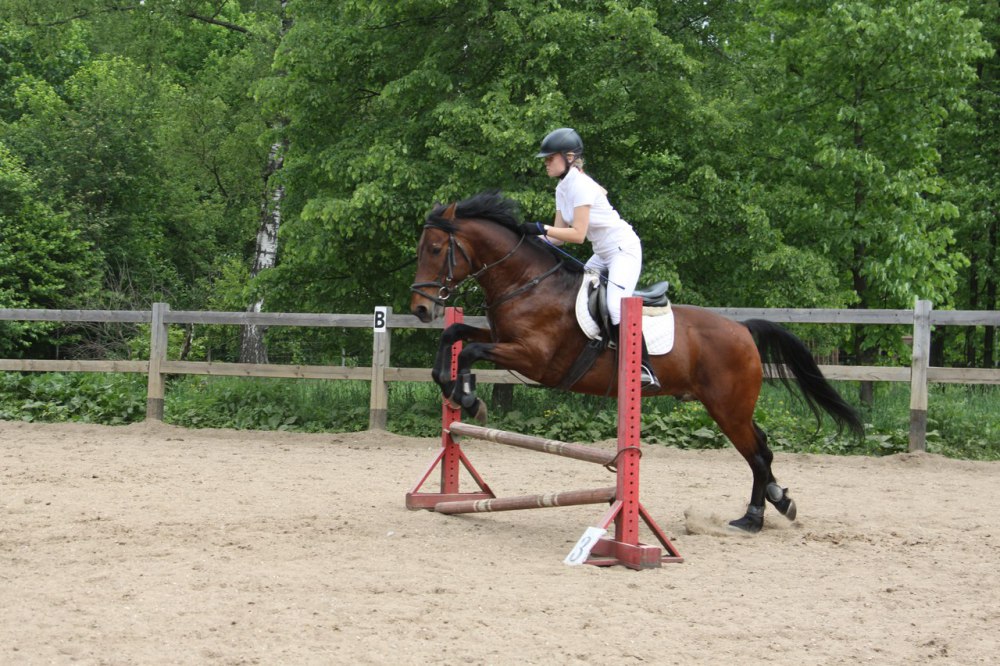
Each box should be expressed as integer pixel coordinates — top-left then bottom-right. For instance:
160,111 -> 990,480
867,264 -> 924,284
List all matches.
1,372 -> 997,460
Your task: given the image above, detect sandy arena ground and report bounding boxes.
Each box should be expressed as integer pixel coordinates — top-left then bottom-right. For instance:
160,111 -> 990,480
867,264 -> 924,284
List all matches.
1,419 -> 998,665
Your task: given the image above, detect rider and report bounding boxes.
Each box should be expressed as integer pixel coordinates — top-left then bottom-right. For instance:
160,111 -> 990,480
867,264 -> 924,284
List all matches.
522,127 -> 660,392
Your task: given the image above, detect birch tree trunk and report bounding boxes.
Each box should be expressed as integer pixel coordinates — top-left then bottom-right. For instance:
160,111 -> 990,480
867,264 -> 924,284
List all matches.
239,139 -> 287,363
239,1 -> 291,364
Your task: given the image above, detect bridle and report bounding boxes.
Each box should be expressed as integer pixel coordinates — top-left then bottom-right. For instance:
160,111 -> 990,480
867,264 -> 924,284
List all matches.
409,221 -> 562,309
409,222 -> 475,306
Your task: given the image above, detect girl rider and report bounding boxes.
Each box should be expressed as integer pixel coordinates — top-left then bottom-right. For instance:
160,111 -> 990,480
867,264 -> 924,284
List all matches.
522,127 -> 660,392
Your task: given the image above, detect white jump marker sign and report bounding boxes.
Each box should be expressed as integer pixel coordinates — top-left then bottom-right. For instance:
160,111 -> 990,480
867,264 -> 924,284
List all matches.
373,306 -> 388,332
563,526 -> 607,566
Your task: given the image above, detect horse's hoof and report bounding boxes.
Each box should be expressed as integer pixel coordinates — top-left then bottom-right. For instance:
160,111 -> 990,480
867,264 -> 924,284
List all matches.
727,516 -> 763,533
766,483 -> 797,521
781,498 -> 797,522
442,396 -> 462,410
728,504 -> 765,533
472,399 -> 488,424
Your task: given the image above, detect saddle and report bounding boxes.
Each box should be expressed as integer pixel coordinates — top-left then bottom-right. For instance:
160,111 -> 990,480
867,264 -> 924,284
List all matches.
587,272 -> 671,345
558,272 -> 672,391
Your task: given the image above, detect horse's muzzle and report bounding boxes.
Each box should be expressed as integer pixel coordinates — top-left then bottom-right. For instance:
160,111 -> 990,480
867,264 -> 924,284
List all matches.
412,303 -> 433,323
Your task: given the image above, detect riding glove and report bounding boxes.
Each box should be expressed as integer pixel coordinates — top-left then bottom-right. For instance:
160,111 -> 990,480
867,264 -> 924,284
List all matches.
519,222 -> 547,236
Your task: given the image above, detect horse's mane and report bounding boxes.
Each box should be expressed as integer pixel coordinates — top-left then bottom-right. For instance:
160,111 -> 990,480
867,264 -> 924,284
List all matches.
427,190 -> 583,274
427,190 -> 520,232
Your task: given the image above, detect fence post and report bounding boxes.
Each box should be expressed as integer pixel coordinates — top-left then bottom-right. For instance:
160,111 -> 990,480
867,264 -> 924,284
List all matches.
146,302 -> 170,421
369,306 -> 391,429
909,299 -> 932,452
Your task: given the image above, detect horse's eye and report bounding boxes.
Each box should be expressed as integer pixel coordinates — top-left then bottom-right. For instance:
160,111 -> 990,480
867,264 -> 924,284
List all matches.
430,245 -> 444,256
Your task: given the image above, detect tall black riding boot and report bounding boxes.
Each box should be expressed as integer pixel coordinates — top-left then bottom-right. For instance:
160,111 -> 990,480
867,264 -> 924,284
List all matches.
640,336 -> 661,394
610,324 -> 660,393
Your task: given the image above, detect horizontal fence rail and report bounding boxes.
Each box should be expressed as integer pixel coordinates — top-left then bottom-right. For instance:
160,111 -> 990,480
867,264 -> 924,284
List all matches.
2,300 -> 998,451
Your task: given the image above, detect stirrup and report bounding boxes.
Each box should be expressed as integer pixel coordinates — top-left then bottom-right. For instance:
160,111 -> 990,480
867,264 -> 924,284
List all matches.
640,363 -> 661,393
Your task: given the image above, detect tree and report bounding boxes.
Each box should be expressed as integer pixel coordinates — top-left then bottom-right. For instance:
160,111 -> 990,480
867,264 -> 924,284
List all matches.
941,1 -> 1000,367
743,0 -> 989,399
241,0 -> 292,364
0,142 -> 98,354
267,0 -> 807,321
2,1 -> 282,361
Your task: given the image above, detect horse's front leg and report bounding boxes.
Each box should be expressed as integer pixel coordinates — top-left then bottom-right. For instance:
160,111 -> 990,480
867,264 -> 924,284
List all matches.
451,338 -> 554,424
449,340 -> 499,423
432,323 -> 491,408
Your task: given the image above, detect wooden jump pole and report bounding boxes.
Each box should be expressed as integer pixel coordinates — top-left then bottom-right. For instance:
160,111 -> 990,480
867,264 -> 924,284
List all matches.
405,298 -> 682,569
447,422 -> 617,466
435,487 -> 616,515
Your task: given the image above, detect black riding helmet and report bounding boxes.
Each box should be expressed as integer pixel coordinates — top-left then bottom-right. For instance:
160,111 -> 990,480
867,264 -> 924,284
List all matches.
535,127 -> 584,159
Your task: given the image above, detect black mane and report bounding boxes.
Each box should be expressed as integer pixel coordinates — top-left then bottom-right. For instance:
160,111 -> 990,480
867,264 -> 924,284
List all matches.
427,190 -> 521,233
426,190 -> 583,274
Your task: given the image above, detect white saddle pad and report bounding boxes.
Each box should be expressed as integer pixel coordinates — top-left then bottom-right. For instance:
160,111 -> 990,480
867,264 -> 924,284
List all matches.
574,273 -> 675,356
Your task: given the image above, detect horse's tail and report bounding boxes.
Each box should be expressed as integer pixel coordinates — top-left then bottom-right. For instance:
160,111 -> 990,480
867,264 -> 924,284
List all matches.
744,319 -> 864,438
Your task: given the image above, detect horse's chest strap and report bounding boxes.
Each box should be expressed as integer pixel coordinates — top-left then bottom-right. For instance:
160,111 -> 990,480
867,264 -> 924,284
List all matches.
486,261 -> 563,310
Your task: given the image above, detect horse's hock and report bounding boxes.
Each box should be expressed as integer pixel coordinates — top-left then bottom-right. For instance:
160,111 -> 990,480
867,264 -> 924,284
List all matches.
406,298 -> 683,570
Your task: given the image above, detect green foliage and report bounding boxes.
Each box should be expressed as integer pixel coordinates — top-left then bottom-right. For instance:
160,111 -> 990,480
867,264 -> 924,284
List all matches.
1,1 -> 278,356
164,377 -> 370,432
0,372 -> 145,424
3,374 -> 996,460
941,1 -> 1000,361
0,143 -> 99,353
746,0 -> 989,311
0,1 -> 997,453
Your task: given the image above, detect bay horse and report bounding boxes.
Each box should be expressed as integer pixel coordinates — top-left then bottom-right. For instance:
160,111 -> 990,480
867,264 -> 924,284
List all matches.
409,191 -> 862,532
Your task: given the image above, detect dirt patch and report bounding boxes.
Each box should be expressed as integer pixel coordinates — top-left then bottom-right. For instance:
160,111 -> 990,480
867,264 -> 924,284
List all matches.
2,420 -> 998,664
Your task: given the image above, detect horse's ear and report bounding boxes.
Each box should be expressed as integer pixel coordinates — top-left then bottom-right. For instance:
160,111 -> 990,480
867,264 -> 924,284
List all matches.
442,202 -> 457,221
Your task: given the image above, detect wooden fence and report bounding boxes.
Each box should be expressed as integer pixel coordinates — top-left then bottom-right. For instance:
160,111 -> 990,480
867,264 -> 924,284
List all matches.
2,300 -> 998,452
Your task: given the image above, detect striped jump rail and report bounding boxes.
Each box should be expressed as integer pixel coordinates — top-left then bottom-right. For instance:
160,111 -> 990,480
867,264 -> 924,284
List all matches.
445,422 -> 618,466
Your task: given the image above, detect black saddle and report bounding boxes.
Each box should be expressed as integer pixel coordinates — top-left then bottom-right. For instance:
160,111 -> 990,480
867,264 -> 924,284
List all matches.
586,273 -> 670,343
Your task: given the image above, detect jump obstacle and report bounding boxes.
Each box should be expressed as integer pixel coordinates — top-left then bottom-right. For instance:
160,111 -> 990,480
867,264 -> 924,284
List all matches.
406,297 -> 683,570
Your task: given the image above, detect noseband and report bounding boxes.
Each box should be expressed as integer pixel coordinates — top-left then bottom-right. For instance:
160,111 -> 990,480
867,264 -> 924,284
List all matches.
410,222 -> 559,309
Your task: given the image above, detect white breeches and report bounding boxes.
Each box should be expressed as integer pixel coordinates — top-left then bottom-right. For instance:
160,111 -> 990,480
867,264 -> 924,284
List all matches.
585,244 -> 642,325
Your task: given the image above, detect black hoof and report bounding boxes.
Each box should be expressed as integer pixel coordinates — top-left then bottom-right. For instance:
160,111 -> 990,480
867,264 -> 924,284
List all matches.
728,515 -> 763,533
776,497 -> 797,521
765,483 -> 797,521
470,398 -> 488,424
728,504 -> 765,533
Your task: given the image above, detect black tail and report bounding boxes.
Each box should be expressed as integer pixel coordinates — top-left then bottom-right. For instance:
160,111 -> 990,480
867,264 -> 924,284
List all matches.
744,319 -> 864,438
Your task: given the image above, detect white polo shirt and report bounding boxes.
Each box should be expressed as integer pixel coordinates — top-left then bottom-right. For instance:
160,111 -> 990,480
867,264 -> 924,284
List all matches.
555,168 -> 640,258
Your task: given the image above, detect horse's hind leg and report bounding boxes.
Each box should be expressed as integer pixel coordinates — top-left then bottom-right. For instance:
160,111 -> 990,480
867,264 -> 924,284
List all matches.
752,423 -> 797,521
706,406 -> 795,533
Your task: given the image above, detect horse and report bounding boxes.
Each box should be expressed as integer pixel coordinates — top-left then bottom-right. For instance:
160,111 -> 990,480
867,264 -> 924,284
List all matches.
409,190 -> 863,533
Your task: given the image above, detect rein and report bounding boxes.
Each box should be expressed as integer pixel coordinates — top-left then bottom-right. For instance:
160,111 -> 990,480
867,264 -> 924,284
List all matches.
410,222 -> 561,310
